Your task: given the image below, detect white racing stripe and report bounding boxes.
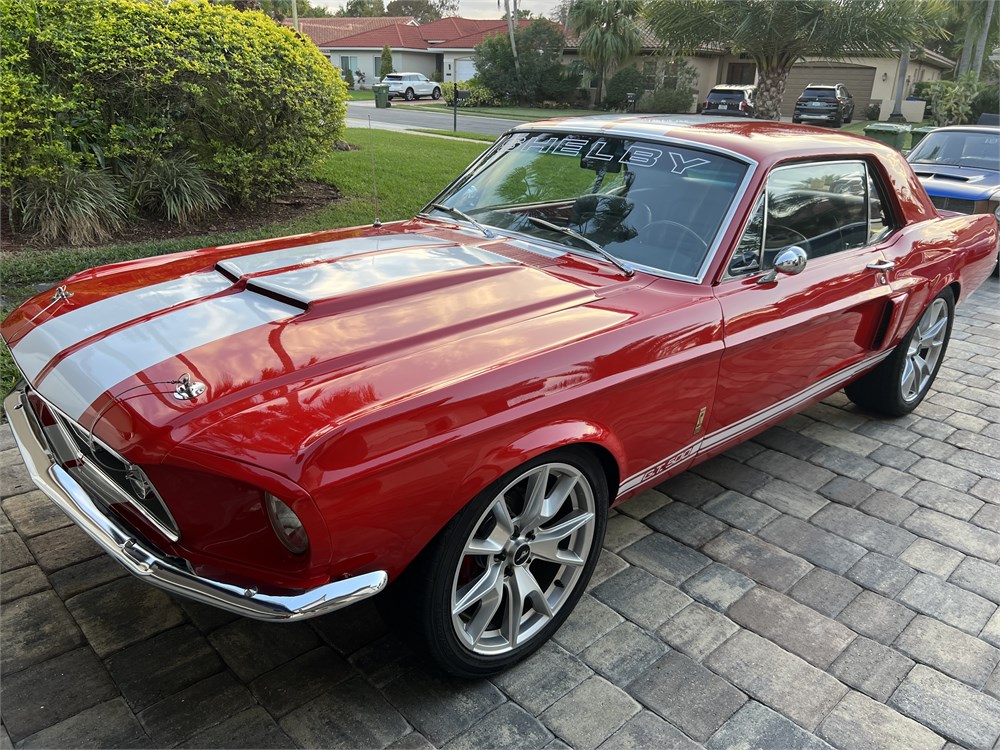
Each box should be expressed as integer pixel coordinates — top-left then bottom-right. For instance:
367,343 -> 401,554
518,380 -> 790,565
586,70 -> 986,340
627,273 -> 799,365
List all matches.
35,293 -> 301,421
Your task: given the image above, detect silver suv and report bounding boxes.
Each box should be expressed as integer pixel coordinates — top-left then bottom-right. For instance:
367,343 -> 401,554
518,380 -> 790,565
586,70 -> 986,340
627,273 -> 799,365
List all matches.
383,73 -> 442,101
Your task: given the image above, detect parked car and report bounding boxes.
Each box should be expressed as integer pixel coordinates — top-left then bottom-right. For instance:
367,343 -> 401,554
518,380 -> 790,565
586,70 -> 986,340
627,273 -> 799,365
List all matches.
382,72 -> 441,101
700,85 -> 756,117
792,84 -> 855,127
4,116 -> 996,678
908,124 -> 1000,275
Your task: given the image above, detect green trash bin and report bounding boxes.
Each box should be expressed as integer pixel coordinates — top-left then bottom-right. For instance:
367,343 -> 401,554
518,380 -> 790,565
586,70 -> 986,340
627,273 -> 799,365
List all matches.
863,122 -> 911,151
373,84 -> 390,109
910,125 -> 936,148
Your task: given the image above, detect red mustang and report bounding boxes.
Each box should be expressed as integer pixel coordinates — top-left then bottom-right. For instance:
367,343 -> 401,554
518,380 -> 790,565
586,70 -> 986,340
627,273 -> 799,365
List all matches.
3,117 -> 996,677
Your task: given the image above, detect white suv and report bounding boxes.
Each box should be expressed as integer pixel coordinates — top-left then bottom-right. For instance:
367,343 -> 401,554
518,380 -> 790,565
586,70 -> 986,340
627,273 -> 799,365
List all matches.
383,73 -> 442,101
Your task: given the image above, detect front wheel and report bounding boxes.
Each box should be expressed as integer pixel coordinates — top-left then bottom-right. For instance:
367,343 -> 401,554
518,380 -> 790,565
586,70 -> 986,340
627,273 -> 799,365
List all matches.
432,87 -> 441,100
385,449 -> 608,677
846,288 -> 954,416
404,87 -> 415,101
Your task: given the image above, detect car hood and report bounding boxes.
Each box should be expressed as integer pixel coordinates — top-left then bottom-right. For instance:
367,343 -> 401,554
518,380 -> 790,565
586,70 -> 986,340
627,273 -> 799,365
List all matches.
909,163 -> 1000,201
3,224 -> 637,459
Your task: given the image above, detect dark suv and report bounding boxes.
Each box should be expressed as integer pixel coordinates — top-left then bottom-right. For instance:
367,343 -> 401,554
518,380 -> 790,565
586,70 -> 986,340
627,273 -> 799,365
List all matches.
701,85 -> 755,117
792,84 -> 855,127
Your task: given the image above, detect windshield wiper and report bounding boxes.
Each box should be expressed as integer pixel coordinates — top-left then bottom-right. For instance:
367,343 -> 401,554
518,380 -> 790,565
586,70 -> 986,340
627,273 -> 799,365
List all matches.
424,203 -> 495,238
527,216 -> 634,278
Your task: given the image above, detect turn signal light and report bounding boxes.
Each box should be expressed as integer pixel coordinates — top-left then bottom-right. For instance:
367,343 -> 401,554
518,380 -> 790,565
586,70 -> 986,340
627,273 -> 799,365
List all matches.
265,494 -> 309,555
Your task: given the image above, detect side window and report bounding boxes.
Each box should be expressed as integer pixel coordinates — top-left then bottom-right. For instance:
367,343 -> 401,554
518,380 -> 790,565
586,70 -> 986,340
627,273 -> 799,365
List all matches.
727,194 -> 765,276
868,171 -> 893,242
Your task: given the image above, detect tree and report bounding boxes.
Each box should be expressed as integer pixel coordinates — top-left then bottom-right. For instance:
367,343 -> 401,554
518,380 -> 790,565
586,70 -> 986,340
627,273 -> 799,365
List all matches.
473,20 -> 576,103
337,0 -> 385,16
380,44 -> 393,77
644,0 -> 945,120
386,0 -> 441,22
569,0 -> 643,106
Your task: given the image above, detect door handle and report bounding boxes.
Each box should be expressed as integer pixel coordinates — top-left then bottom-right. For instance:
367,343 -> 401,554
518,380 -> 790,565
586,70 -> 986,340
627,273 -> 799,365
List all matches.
867,260 -> 895,271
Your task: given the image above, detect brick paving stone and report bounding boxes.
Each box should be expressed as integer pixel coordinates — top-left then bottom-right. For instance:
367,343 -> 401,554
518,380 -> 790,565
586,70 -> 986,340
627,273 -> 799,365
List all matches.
870,445 -> 921,471
588,550 -> 629,591
645,502 -> 727,548
846,552 -> 917,597
829,636 -> 914,702
492,641 -> 592,716
443,703 -> 551,750
705,629 -> 848,731
602,514 -> 652,552
1,725 -> 11,750
972,504 -> 1000,533
308,599 -> 387,656
747,450 -> 837,491
806,400 -> 869,430
597,710 -> 700,750
701,490 -> 779,533
1,590 -> 84,674
347,633 -> 420,689
390,733 -> 435,749
618,533 -> 710,586
758,515 -> 867,574
728,586 -> 855,669
66,577 -> 185,658
707,701 -> 834,750
137,672 -> 255,747
553,593 -> 625,654
890,665 -> 1000,750
0,564 -> 48,604
702,529 -> 812,592
971,477 -> 1000,503
899,539 -> 965,578
858,421 -> 921,449
789,567 -> 862,618
208,617 -> 321,683
657,602 -> 738,661
724,441 -> 765,462
801,422 -> 882,456
819,476 -> 876,507
866,466 -> 921,496
24,525 -> 102,573
16,698 -> 146,750
178,706 -> 295,749
910,441 -> 960,462
47,555 -> 126,600
173,598 -> 239,635
818,691 -> 944,750
812,504 -> 917,556
249,647 -> 352,718
0,461 -> 34,500
655,473 -> 725,507
616,489 -> 671,520
860,491 -> 918,524
903,508 -> 1000,561
678,562 -> 755,612
0,506 -> 13,534
752,480 -> 828,519
593,568 -> 691,630
580,621 -> 667,685
906,481 -> 984,520
809,445 -> 879,480
838,591 -> 915,645
0,532 -> 33,571
541,676 -> 640,750
986,664 -> 1000,700
0,647 -> 117,742
689,456 -> 769,496
752,426 -> 825,460
898,573 -> 997,636
949,556 -> 1000,603
627,651 -> 746,742
281,675 -> 411,748
1,491 -> 71,537
949,449 -> 1000,482
895,615 -> 1000,689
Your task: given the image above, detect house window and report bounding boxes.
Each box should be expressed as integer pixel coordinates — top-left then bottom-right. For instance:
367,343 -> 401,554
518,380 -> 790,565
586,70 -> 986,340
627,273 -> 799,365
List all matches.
726,62 -> 756,85
374,56 -> 381,76
340,56 -> 359,74
642,60 -> 658,90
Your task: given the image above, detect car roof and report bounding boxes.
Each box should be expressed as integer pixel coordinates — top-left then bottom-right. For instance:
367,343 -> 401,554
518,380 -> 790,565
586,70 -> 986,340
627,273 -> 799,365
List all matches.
710,85 -> 754,91
805,84 -> 840,88
922,125 -> 1000,134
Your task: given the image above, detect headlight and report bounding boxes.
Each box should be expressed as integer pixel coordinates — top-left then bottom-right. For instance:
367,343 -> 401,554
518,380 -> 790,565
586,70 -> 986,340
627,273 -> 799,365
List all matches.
265,494 -> 309,554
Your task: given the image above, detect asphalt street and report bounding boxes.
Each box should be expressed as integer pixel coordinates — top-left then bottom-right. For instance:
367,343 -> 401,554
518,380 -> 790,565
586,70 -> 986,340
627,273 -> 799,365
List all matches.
346,99 -> 524,136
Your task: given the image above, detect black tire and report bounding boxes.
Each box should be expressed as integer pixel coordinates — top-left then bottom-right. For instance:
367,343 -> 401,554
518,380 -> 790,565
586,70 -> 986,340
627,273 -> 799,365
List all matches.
404,87 -> 415,101
845,287 -> 955,416
432,87 -> 441,100
380,448 -> 608,678
844,109 -> 853,123
792,117 -> 801,124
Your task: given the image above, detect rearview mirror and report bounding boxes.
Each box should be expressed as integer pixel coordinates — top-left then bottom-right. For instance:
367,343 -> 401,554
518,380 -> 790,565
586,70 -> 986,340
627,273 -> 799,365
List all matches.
757,246 -> 807,284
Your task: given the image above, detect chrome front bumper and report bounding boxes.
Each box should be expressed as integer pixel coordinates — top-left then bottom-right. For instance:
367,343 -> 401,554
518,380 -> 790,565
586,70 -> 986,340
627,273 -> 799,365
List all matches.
4,389 -> 387,622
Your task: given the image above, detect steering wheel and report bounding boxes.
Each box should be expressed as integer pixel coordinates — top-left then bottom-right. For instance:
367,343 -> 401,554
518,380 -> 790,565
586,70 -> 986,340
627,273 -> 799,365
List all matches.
636,220 -> 710,276
642,220 -> 709,251
766,224 -> 809,248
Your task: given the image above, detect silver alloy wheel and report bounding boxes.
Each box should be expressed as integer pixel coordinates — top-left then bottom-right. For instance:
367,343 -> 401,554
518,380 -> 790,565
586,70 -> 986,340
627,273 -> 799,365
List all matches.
450,462 -> 597,655
901,298 -> 949,402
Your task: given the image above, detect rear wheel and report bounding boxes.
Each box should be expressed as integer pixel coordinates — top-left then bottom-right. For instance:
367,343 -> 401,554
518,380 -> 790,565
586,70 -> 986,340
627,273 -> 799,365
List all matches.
405,87 -> 415,101
432,87 -> 441,100
382,449 -> 608,677
846,288 -> 954,416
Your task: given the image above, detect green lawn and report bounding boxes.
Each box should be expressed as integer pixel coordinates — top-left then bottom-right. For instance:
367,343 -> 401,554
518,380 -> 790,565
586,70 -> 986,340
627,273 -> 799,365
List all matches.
347,89 -> 375,100
407,103 -> 595,121
413,128 -> 497,142
1,128 -> 487,394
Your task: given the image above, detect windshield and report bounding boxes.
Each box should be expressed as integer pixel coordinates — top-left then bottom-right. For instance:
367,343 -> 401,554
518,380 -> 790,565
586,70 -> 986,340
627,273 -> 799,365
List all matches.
708,91 -> 746,102
428,131 -> 749,279
908,130 -> 1000,171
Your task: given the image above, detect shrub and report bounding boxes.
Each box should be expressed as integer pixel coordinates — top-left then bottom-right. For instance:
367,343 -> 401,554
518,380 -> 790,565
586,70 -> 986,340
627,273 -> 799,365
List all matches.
134,153 -> 225,225
431,69 -> 443,83
380,45 -> 394,78
971,84 -> 999,124
443,81 -> 512,107
636,86 -> 695,114
14,169 -> 127,245
1,0 -> 347,239
604,66 -> 646,111
929,74 -> 986,126
472,20 -> 577,104
344,67 -> 355,87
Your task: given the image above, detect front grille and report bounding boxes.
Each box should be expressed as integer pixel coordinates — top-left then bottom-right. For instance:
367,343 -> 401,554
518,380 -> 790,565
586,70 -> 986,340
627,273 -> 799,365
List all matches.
929,195 -> 976,214
26,390 -> 180,540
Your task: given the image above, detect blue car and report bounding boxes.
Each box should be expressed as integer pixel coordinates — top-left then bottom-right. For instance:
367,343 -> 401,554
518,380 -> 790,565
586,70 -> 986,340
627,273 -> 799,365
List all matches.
908,125 -> 999,274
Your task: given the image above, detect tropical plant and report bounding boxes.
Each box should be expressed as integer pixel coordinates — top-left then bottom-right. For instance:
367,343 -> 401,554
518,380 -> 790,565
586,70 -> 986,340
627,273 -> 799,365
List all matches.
380,45 -> 394,78
14,169 -> 128,244
644,0 -> 946,120
569,0 -> 644,106
473,21 -> 577,104
134,154 -> 225,225
929,73 -> 988,126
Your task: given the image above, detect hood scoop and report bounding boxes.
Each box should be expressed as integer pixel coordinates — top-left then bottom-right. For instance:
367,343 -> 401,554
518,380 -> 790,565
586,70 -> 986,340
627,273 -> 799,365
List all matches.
914,171 -> 972,183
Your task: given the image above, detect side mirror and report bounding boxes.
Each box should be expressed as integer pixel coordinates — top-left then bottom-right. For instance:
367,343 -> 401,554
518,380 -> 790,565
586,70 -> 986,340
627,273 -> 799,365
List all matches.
757,246 -> 807,284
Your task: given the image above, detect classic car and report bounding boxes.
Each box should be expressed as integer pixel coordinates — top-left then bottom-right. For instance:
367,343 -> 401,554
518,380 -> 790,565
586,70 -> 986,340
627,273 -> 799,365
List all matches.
3,116 -> 997,678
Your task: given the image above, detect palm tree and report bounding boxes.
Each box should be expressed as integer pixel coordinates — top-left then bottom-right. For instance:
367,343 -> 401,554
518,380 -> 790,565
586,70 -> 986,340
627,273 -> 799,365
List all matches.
569,0 -> 644,106
644,0 -> 945,120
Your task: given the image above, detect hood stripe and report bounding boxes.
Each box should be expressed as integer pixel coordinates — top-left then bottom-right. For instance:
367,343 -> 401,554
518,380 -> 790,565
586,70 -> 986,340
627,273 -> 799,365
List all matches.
34,293 -> 300,421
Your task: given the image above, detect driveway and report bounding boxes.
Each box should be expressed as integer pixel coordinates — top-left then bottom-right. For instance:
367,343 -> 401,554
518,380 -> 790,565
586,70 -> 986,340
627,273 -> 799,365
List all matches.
1,277 -> 999,750
347,100 -> 523,137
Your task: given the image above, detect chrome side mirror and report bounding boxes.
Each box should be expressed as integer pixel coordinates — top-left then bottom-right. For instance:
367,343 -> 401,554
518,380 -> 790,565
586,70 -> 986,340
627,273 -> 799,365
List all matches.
757,246 -> 808,284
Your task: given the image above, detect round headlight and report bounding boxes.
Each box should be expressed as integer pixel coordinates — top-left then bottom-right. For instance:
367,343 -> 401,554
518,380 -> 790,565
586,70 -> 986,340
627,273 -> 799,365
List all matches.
265,494 -> 309,555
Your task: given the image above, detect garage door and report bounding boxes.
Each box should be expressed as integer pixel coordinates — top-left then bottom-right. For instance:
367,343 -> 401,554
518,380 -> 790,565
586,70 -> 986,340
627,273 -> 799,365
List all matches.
456,59 -> 477,82
783,62 -> 877,117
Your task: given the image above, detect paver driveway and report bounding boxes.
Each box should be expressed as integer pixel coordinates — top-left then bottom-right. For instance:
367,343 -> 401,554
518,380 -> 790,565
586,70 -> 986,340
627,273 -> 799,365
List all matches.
1,277 -> 999,750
